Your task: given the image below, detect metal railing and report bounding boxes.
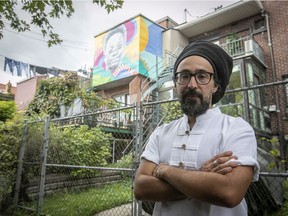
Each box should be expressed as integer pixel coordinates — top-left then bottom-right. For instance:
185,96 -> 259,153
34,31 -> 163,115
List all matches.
220,36 -> 265,64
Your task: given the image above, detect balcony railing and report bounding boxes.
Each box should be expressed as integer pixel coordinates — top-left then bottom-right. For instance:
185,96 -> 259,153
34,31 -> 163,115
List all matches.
220,36 -> 265,64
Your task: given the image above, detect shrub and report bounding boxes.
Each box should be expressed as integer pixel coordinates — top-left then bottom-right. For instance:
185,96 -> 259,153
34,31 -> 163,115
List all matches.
0,101 -> 16,122
48,125 -> 112,176
0,114 -> 23,211
160,101 -> 182,123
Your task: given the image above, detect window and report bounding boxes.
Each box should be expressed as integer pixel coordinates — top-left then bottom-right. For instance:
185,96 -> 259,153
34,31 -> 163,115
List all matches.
254,19 -> 266,31
226,34 -> 244,56
113,93 -> 131,126
219,59 -> 270,132
246,62 -> 269,132
113,94 -> 130,107
218,63 -> 244,117
159,81 -> 175,101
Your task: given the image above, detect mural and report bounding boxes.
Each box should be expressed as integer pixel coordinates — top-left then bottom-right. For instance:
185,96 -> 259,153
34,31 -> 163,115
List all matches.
92,15 -> 163,87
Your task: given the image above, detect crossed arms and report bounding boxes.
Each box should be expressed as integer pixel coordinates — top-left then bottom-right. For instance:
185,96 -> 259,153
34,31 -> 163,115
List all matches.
134,151 -> 254,208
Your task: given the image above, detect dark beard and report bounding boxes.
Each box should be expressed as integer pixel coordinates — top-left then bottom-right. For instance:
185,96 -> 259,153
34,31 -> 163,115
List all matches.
179,89 -> 210,117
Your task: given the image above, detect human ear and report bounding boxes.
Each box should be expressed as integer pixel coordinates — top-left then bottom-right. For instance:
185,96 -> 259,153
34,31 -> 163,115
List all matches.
212,84 -> 218,94
173,84 -> 179,97
173,85 -> 177,93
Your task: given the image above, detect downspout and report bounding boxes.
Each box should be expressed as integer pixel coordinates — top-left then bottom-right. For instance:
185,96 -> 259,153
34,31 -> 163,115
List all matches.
262,10 -> 277,83
262,10 -> 286,163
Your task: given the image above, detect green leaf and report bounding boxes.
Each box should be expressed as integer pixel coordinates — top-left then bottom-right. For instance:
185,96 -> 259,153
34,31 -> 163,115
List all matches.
0,0 -> 122,46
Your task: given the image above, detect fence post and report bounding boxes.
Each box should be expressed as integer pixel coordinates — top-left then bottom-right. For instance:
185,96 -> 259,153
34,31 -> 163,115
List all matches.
133,103 -> 139,216
134,101 -> 145,216
112,139 -> 116,163
13,119 -> 28,206
37,116 -> 50,213
130,103 -> 138,216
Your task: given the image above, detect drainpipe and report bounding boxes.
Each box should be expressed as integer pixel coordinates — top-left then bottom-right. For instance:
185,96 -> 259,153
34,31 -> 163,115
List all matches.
262,10 -> 286,164
262,10 -> 277,82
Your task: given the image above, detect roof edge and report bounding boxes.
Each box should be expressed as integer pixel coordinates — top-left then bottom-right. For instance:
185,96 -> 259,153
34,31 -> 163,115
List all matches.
174,0 -> 263,31
94,13 -> 165,38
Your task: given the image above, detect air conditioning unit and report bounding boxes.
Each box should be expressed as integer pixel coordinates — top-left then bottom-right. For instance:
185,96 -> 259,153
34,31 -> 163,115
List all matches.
244,40 -> 253,54
244,39 -> 265,64
263,104 -> 277,112
268,105 -> 277,112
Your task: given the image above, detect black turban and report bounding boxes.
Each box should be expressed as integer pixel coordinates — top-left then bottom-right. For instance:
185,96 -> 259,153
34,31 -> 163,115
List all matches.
174,40 -> 233,104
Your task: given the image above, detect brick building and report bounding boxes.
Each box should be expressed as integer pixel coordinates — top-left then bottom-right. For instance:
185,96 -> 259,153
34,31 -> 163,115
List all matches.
165,0 -> 288,151
5,0 -> 286,157
14,76 -> 47,111
0,81 -> 15,101
91,0 -> 287,161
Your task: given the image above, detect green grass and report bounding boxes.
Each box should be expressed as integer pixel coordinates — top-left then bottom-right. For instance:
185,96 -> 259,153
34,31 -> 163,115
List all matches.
11,179 -> 132,216
8,178 -> 288,216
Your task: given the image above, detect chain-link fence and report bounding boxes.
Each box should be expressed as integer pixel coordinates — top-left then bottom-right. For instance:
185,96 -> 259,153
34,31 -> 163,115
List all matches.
13,82 -> 288,216
13,106 -> 139,216
136,81 -> 288,216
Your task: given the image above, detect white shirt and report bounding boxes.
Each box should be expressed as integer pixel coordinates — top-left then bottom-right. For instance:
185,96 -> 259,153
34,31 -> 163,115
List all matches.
141,107 -> 260,216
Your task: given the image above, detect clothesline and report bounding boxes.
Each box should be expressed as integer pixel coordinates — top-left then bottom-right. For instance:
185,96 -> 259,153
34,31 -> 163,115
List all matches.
3,56 -> 59,79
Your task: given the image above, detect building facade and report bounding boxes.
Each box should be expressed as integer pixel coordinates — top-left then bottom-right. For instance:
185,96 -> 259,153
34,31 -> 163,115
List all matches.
91,0 -> 287,162
165,0 -> 288,154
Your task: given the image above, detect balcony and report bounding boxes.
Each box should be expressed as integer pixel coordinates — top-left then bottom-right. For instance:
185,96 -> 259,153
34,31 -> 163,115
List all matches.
220,37 -> 265,65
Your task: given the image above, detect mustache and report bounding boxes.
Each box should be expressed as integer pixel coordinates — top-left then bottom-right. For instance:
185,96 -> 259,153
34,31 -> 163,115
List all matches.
181,88 -> 203,101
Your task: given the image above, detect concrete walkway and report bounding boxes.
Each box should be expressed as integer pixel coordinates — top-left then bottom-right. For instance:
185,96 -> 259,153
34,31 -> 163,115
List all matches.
95,203 -> 150,216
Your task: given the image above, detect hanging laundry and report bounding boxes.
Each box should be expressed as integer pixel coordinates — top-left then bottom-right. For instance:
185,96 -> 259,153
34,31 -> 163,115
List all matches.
21,62 -> 29,77
29,64 -> 36,77
48,68 -> 59,76
35,66 -> 48,75
13,60 -> 22,76
4,57 -> 14,75
4,57 -> 30,78
4,56 -> 61,79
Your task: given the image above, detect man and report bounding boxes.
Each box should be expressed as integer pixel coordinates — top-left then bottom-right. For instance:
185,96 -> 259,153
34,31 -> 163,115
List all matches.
103,25 -> 126,72
134,40 -> 259,216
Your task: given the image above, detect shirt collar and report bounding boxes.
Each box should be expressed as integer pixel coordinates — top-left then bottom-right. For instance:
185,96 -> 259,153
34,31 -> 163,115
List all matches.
177,107 -> 221,135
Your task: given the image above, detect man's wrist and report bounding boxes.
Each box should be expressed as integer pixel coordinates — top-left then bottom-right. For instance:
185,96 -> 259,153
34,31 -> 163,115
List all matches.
154,163 -> 169,179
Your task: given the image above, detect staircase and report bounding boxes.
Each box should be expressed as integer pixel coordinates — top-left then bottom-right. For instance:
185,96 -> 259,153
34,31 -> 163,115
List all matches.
121,47 -> 185,158
140,46 -> 184,102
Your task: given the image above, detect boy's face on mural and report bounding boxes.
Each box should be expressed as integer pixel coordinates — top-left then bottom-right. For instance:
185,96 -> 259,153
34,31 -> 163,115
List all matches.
104,32 -> 125,71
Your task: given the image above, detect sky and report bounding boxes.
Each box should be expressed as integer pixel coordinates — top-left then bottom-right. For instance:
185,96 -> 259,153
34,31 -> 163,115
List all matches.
0,0 -> 238,86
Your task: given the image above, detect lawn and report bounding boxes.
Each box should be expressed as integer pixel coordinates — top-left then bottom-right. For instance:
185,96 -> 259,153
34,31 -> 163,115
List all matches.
11,179 -> 132,216
8,178 -> 287,216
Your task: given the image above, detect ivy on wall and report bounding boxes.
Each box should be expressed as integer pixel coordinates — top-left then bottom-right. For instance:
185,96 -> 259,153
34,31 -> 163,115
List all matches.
25,72 -> 112,118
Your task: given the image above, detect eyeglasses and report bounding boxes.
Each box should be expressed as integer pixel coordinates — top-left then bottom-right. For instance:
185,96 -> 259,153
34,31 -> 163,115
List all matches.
175,71 -> 214,85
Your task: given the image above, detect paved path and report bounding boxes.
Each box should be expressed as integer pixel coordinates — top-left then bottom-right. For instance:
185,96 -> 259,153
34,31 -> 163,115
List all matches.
95,203 -> 150,216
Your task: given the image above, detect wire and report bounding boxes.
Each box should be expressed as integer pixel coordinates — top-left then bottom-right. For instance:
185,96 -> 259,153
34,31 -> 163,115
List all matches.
3,20 -> 92,46
1,29 -> 93,69
59,45 -> 82,65
2,28 -> 93,51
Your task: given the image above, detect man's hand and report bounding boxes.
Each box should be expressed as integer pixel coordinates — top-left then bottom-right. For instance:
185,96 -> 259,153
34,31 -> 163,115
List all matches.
134,159 -> 187,201
153,151 -> 238,178
200,151 -> 238,174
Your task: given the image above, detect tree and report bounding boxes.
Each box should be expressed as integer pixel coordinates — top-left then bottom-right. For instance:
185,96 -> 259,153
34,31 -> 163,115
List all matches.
0,0 -> 124,47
